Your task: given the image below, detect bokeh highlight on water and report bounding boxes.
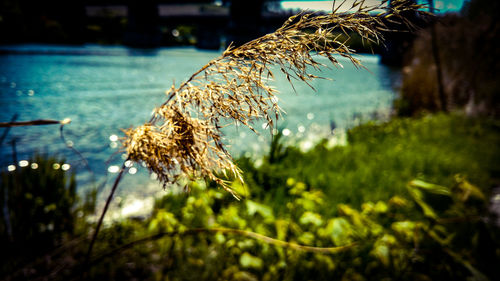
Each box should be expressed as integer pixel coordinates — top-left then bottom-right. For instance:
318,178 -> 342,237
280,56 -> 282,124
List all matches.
0,44 -> 400,206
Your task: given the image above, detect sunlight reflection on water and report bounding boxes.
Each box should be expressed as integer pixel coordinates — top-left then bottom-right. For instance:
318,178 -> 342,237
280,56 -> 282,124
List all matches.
0,45 -> 401,204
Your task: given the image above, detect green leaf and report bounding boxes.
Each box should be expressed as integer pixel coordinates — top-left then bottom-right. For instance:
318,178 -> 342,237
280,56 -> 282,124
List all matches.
391,221 -> 417,242
455,175 -> 486,201
325,217 -> 353,245
371,234 -> 397,267
372,244 -> 390,267
298,232 -> 315,245
374,201 -> 388,213
410,179 -> 451,196
239,252 -> 263,269
246,200 -> 274,219
231,180 -> 250,198
407,184 -> 438,219
299,211 -> 323,227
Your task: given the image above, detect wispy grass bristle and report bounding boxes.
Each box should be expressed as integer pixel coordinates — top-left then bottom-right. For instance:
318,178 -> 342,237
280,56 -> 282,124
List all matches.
123,0 -> 427,197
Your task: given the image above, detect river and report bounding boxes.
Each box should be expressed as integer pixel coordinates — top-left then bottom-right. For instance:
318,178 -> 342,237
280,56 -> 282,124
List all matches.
0,44 -> 400,216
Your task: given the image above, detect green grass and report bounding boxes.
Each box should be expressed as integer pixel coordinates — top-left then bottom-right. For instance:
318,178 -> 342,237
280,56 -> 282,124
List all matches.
238,113 -> 500,215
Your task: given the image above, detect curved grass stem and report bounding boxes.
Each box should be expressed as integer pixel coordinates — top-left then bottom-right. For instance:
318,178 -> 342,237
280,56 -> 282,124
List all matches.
91,227 -> 357,265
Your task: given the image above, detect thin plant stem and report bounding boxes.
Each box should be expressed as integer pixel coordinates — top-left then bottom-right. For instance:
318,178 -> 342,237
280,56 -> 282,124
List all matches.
84,160 -> 128,272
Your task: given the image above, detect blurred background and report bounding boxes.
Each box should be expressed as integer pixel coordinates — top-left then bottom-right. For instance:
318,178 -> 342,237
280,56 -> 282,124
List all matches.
0,0 -> 499,280
0,0 -> 465,48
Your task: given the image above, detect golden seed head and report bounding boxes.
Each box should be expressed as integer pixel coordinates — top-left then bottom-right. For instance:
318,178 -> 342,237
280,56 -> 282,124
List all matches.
123,0 -> 427,196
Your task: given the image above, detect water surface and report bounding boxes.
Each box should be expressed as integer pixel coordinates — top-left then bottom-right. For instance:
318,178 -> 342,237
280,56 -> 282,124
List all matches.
0,44 -> 400,205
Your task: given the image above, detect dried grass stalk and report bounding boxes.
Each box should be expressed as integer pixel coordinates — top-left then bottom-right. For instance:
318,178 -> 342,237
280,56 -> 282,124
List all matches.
123,0 -> 427,197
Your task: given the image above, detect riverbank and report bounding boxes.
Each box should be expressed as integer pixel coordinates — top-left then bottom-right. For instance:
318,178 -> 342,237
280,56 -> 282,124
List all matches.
3,112 -> 498,280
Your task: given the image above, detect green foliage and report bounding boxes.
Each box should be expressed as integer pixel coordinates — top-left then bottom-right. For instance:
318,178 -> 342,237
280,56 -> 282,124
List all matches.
2,114 -> 499,280
85,173 -> 498,280
0,155 -> 80,274
238,114 -> 500,214
0,155 -> 99,279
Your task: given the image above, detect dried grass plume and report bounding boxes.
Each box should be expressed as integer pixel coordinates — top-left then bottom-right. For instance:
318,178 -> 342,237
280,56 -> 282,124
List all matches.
123,0 -> 427,197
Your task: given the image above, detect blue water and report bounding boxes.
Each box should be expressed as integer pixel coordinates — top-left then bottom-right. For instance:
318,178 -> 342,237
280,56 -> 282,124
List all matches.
0,44 -> 400,201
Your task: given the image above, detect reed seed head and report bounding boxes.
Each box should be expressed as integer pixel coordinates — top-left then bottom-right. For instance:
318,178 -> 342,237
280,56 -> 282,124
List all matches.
124,0 -> 427,197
